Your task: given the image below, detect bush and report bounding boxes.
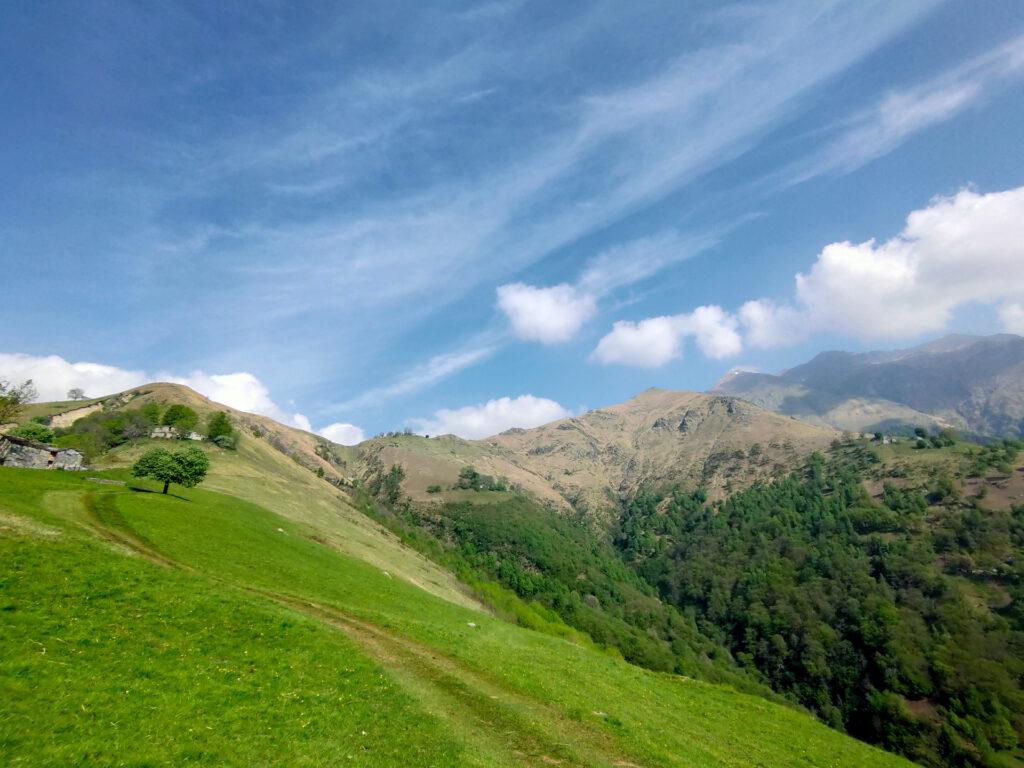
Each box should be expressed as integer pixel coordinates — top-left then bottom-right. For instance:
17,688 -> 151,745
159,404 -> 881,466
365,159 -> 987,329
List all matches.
206,412 -> 238,449
140,402 -> 162,424
455,465 -> 507,491
47,405 -> 171,461
366,463 -> 406,506
426,484 -> 442,494
8,421 -> 55,444
210,434 -> 237,449
52,432 -> 101,460
162,404 -> 199,433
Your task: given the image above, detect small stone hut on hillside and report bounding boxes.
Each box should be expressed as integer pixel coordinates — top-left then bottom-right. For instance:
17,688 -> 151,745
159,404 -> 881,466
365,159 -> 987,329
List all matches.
0,434 -> 84,470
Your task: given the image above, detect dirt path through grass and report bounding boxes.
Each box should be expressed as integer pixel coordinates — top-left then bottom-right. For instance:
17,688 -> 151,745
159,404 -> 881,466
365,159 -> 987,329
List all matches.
264,593 -> 646,768
73,490 -> 647,768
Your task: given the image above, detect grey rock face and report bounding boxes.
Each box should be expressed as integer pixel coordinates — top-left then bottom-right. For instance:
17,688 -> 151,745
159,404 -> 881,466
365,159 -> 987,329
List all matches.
0,435 -> 84,470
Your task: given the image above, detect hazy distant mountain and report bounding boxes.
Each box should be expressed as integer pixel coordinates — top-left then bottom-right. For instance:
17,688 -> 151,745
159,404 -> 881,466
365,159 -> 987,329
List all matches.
713,334 -> 1024,437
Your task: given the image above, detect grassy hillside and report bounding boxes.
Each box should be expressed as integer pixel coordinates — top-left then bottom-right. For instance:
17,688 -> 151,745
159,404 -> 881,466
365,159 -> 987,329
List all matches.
0,466 -> 912,767
6,382 -> 475,607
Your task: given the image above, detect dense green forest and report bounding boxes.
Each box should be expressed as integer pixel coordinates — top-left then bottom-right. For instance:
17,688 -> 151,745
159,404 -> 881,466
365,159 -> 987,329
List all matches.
362,438 -> 1024,767
615,444 -> 1024,767
354,470 -> 769,696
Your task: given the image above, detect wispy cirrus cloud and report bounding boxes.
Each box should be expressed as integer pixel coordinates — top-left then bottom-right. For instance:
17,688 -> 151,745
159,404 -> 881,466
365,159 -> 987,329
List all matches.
781,33 -> 1024,185
2,1 -> 945,419
330,340 -> 498,414
152,5 -> 936,332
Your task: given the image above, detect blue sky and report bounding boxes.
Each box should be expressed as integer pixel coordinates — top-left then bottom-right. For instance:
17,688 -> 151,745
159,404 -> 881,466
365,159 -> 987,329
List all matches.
3,1 -> 1024,442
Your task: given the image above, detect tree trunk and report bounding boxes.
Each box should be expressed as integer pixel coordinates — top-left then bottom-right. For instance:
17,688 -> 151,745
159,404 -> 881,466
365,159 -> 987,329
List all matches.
162,481 -> 169,494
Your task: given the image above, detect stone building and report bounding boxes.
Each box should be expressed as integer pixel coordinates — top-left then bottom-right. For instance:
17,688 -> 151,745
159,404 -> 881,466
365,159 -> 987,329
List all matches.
0,434 -> 84,470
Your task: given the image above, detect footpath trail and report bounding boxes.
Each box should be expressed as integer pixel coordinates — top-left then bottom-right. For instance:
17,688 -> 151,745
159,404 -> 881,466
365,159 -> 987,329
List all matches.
78,489 -> 647,768
265,593 -> 646,768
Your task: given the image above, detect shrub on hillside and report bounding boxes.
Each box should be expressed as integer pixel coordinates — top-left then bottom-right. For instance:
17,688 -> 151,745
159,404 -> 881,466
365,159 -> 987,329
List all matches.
367,463 -> 406,506
455,465 -> 506,492
8,421 -> 55,444
206,411 -> 238,449
52,406 -> 163,460
140,402 -> 162,424
162,404 -> 199,433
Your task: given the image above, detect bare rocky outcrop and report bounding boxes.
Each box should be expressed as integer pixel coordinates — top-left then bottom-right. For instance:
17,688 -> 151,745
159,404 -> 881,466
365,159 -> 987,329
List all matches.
49,402 -> 104,428
0,434 -> 83,470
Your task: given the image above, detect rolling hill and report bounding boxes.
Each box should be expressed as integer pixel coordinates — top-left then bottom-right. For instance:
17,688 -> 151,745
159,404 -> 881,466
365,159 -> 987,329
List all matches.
358,388 -> 839,519
714,334 -> 1024,437
0,385 -> 913,767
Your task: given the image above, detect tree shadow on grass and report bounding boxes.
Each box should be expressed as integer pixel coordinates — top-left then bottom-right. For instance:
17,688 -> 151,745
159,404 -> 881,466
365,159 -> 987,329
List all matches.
127,485 -> 192,502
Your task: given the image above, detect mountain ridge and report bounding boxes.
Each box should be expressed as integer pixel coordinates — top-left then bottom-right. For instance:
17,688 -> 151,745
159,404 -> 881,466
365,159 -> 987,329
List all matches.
357,387 -> 839,518
714,333 -> 1024,437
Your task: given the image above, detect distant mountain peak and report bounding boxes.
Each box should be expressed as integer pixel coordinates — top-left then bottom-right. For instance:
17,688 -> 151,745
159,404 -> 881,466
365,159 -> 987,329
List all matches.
714,333 -> 1024,437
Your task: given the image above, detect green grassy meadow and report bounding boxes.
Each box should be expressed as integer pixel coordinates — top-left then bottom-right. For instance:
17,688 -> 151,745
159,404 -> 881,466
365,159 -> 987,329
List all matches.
0,466 -> 913,767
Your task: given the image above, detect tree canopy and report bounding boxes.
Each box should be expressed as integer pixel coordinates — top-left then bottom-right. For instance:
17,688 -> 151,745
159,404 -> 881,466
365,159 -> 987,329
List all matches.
161,404 -> 199,433
205,411 -> 238,448
614,449 -> 1024,767
131,446 -> 209,494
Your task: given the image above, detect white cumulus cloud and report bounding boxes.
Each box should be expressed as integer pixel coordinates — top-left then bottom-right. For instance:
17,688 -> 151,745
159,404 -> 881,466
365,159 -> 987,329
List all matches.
591,316 -> 684,368
318,422 -> 366,445
591,306 -> 742,368
680,305 -> 742,359
0,352 -> 356,438
627,185 -> 1024,357
793,185 -> 1024,339
0,353 -> 148,403
739,299 -> 808,349
411,395 -> 571,439
496,283 -> 596,344
291,413 -> 313,432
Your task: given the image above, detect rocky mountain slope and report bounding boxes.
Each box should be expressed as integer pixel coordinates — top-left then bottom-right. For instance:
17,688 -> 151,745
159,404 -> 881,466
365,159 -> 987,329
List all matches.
714,333 -> 1024,437
358,388 -> 838,518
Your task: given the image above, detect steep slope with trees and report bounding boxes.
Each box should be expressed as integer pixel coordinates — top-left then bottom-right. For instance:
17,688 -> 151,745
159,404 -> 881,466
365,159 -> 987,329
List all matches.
0,390 -> 914,767
612,438 -> 1024,767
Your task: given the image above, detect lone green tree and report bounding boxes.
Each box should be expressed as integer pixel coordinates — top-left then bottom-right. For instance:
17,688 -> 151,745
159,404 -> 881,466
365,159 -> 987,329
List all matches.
132,446 -> 210,494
